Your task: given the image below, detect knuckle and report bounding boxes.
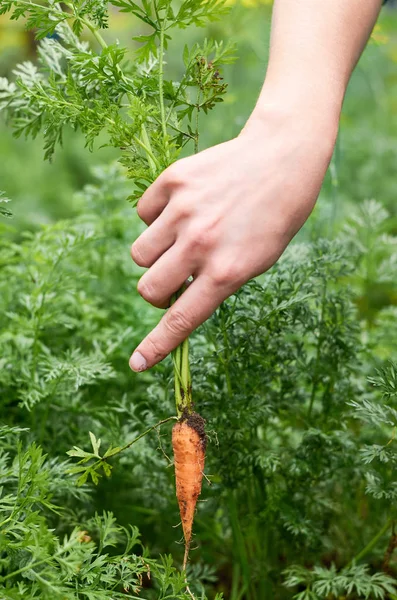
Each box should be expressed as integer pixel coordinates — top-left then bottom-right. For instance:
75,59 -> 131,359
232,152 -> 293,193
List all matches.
130,243 -> 149,267
137,278 -> 156,303
171,196 -> 192,221
161,166 -> 179,190
164,160 -> 189,187
145,336 -> 167,361
164,308 -> 193,337
136,196 -> 149,222
185,222 -> 217,254
163,164 -> 178,183
210,262 -> 245,288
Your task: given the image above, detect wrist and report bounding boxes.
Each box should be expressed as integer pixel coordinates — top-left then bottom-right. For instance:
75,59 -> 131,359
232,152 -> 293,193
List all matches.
243,79 -> 342,156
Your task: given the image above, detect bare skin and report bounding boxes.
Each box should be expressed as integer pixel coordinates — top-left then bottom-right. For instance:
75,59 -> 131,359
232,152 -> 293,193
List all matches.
129,0 -> 383,373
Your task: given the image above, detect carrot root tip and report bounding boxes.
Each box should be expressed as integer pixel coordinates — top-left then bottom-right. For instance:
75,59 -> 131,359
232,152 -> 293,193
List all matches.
172,411 -> 206,572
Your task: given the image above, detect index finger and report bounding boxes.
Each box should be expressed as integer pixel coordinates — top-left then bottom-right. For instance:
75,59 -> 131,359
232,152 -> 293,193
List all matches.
137,171 -> 170,225
129,275 -> 224,371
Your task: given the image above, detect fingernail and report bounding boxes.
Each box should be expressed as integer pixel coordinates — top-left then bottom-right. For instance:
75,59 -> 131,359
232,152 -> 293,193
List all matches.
129,351 -> 147,372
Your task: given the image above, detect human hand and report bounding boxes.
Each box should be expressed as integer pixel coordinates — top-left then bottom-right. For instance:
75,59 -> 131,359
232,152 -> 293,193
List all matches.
129,105 -> 338,372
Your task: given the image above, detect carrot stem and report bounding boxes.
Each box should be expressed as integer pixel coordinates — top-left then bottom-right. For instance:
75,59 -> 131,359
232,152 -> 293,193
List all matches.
181,337 -> 192,411
171,287 -> 192,416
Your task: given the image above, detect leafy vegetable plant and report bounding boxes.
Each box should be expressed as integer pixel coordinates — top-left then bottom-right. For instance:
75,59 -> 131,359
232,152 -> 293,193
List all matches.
0,0 -> 236,581
0,161 -> 397,597
0,426 -> 224,599
1,1 -> 397,598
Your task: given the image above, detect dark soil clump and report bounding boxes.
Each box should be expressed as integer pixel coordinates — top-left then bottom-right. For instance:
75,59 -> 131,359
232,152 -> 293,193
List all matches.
181,410 -> 207,450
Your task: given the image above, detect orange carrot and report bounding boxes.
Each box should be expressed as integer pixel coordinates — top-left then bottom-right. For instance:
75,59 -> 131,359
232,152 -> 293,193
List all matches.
172,412 -> 206,570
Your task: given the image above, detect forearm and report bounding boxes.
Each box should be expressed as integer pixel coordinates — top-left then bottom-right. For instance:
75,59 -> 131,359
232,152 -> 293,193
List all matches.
250,0 -> 382,130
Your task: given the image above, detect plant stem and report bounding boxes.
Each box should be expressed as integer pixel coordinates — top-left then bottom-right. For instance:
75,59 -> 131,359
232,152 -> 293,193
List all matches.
133,132 -> 159,175
307,280 -> 327,421
100,417 -> 177,465
195,88 -> 201,154
81,17 -> 108,50
14,0 -> 66,18
71,418 -> 178,480
229,494 -> 251,600
382,523 -> 397,572
220,308 -> 233,398
0,537 -> 76,582
80,13 -> 157,179
349,519 -> 392,566
165,69 -> 190,124
171,292 -> 192,417
158,26 -> 169,156
0,516 -> 11,529
119,417 -> 177,454
181,337 -> 192,412
152,0 -> 169,162
81,0 -> 189,422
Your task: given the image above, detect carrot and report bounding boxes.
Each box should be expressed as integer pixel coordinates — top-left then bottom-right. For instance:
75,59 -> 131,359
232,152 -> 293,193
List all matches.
172,411 -> 207,570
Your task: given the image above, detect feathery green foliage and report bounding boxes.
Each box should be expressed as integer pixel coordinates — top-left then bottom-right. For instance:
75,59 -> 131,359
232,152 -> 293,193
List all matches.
0,1 -> 397,598
0,162 -> 396,597
0,0 -> 234,198
0,190 -> 12,217
0,427 -> 223,599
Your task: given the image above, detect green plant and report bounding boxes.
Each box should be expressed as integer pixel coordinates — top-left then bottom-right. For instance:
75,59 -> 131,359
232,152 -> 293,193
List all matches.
344,199 -> 397,324
284,563 -> 396,600
1,1 -> 397,598
0,160 -> 396,597
0,1 -> 236,566
0,0 -> 234,188
0,190 -> 12,217
0,427 -> 223,599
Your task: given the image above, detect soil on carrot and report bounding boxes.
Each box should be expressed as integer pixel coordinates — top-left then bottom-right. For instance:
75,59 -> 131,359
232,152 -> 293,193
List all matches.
177,385 -> 193,415
181,410 -> 207,451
